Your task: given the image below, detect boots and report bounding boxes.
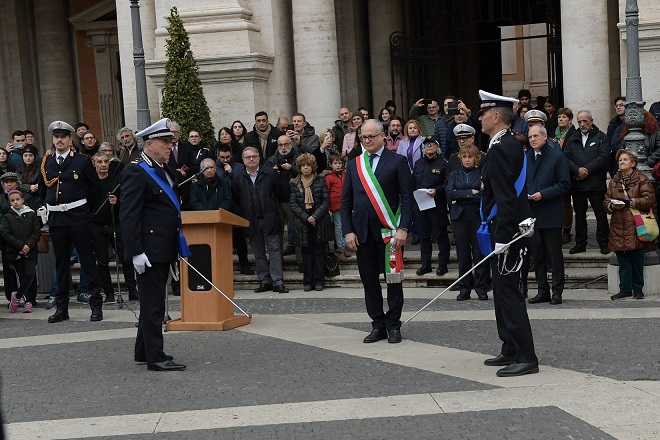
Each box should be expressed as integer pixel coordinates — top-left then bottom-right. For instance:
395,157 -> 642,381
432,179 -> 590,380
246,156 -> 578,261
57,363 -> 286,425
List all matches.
103,292 -> 116,304
90,308 -> 103,322
48,308 -> 70,323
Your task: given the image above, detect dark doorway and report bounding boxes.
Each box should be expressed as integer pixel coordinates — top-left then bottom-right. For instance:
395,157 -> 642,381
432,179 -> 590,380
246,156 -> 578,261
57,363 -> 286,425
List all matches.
390,0 -> 562,111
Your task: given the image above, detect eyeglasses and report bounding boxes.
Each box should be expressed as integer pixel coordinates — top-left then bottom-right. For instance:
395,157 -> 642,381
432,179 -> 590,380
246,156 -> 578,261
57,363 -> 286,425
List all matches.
243,155 -> 259,160
359,133 -> 383,142
615,103 -> 625,108
100,149 -> 114,153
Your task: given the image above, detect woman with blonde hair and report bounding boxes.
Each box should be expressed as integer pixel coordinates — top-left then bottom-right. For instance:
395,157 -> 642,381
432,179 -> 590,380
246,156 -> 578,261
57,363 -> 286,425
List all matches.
289,153 -> 334,291
605,149 -> 655,300
396,119 -> 424,172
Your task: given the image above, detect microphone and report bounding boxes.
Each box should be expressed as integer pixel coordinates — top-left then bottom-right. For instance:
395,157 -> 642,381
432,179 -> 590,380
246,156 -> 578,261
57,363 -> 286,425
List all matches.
178,164 -> 212,187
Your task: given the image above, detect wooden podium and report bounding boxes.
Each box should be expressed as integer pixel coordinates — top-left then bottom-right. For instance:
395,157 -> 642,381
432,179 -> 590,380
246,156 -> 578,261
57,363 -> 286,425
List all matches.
166,209 -> 252,331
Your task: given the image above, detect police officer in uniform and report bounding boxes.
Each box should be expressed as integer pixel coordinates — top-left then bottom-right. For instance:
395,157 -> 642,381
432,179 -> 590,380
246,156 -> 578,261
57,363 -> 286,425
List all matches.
412,137 -> 450,276
477,90 -> 539,377
448,124 -> 478,171
120,118 -> 186,372
40,121 -> 103,323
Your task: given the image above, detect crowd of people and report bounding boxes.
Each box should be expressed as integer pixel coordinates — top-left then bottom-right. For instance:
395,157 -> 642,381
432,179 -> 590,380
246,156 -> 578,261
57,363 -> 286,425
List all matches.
2,91 -> 660,317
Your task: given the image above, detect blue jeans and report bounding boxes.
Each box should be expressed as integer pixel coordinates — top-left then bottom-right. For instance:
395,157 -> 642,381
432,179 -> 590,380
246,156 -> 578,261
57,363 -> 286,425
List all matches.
332,211 -> 346,249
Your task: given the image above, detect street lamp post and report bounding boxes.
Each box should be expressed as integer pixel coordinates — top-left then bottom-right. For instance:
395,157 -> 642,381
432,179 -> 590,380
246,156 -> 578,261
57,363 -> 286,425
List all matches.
622,0 -> 648,176
130,0 -> 151,133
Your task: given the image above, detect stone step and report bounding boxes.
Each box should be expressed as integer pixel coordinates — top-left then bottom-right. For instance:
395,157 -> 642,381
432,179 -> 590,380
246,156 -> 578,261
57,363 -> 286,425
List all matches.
233,267 -> 608,291
12,249 -> 610,295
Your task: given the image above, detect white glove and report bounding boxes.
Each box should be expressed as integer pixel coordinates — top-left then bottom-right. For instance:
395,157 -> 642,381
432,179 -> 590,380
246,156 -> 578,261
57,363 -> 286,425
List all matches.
132,253 -> 152,274
494,242 -> 509,254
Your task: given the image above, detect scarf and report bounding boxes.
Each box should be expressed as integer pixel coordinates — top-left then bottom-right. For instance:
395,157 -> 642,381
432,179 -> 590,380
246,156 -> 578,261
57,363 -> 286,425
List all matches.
619,170 -> 633,189
407,136 -> 417,170
301,175 -> 314,209
256,125 -> 272,153
11,205 -> 34,216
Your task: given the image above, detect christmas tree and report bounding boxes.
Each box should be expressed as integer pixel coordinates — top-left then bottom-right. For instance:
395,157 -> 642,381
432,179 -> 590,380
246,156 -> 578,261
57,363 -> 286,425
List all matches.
161,6 -> 215,143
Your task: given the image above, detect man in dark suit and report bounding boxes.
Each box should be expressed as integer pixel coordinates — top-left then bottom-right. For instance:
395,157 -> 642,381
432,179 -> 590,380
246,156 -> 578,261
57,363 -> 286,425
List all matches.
120,118 -> 186,372
521,125 -> 570,305
478,90 -> 539,377
41,121 -> 104,323
341,119 -> 413,344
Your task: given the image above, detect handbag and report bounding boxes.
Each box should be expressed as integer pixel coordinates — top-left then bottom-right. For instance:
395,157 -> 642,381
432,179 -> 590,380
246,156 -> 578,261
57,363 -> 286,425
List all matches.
630,207 -> 659,242
325,251 -> 340,277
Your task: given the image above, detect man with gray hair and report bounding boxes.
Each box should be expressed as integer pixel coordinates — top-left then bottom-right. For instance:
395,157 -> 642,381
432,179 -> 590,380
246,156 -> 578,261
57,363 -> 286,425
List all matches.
118,127 -> 140,165
562,110 -> 610,255
231,146 -> 289,293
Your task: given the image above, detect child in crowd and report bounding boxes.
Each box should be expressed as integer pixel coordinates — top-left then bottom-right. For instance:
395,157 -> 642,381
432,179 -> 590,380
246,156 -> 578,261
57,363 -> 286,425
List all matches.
325,154 -> 351,262
2,189 -> 41,313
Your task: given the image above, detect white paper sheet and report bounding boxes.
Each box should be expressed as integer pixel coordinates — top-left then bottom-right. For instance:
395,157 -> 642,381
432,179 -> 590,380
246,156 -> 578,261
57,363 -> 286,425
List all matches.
413,189 -> 436,211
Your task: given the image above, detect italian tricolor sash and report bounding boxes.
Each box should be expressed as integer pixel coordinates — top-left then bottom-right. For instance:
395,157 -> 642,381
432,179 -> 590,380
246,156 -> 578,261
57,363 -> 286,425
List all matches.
356,151 -> 403,283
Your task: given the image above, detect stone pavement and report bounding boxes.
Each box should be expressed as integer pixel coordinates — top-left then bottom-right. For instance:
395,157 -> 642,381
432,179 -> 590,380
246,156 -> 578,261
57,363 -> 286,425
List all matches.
1,285 -> 659,440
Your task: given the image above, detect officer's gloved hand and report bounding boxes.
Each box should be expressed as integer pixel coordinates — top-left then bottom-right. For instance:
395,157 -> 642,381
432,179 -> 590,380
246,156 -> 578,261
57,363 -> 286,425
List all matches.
494,242 -> 509,254
132,253 -> 152,274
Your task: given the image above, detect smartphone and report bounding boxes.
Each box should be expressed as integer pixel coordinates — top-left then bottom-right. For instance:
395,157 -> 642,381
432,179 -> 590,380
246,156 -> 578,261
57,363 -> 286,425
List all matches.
447,101 -> 460,116
287,124 -> 294,131
13,142 -> 23,150
324,132 -> 331,140
422,99 -> 433,105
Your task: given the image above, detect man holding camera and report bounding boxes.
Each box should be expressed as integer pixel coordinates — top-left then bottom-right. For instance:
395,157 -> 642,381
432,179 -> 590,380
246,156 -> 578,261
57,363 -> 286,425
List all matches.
6,130 -> 27,169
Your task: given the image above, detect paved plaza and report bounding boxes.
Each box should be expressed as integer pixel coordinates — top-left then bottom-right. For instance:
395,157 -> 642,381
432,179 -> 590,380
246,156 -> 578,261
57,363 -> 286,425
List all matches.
1,285 -> 660,439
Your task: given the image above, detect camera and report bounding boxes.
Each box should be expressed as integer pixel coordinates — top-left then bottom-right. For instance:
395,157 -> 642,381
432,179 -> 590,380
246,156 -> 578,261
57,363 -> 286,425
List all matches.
447,102 -> 460,116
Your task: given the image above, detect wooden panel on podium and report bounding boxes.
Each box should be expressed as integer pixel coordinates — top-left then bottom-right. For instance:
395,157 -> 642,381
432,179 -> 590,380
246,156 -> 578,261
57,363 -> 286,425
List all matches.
166,209 -> 252,331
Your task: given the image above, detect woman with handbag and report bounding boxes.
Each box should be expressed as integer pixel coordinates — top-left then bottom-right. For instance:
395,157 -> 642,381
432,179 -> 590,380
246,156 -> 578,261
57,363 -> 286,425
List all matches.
605,149 -> 656,300
289,153 -> 334,291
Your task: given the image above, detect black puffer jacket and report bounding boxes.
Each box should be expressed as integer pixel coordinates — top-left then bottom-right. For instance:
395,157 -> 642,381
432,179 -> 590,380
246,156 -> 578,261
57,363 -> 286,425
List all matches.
289,174 -> 333,247
1,208 -> 41,261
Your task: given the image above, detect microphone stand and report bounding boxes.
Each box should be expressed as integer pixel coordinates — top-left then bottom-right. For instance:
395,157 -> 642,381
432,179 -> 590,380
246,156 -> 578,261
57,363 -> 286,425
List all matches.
178,166 -> 210,187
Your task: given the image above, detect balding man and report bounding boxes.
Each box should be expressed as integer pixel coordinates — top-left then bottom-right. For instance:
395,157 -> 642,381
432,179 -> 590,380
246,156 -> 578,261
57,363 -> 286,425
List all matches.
341,119 -> 413,344
190,158 -> 231,211
332,107 -> 352,149
563,110 -> 610,255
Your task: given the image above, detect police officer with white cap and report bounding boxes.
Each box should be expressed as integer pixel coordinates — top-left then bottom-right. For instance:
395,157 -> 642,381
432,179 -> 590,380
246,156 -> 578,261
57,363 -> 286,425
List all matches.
524,110 -> 560,149
41,120 -> 104,323
477,90 -> 539,377
120,118 -> 186,372
448,124 -> 480,171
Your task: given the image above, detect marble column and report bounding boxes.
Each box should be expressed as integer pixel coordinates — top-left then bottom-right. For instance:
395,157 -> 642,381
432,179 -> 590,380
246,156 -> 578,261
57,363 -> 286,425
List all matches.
367,0 -> 403,116
561,0 -> 611,129
33,0 -> 78,131
291,0 -> 342,130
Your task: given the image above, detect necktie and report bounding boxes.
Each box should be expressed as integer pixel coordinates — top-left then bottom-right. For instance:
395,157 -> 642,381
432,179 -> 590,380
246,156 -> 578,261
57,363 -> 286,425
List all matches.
173,144 -> 178,162
535,153 -> 540,163
57,156 -> 64,165
369,153 -> 376,168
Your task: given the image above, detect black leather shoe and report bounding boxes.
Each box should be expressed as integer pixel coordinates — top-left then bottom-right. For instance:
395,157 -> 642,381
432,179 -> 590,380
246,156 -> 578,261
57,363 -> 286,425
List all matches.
416,265 -> 432,276
550,294 -> 563,305
600,245 -> 610,255
569,245 -> 586,254
90,309 -> 103,322
436,266 -> 448,276
633,291 -> 644,299
48,309 -> 69,323
449,284 -> 460,291
135,355 -> 174,363
456,293 -> 470,301
484,354 -> 514,366
147,360 -> 186,371
387,329 -> 402,343
496,361 -> 539,377
363,328 -> 388,343
254,284 -> 273,293
273,284 -> 289,293
240,266 -> 255,275
477,293 -> 489,300
611,291 -> 632,300
528,293 -> 551,304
